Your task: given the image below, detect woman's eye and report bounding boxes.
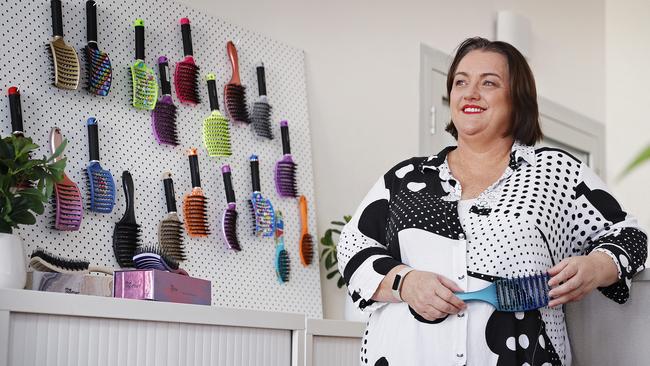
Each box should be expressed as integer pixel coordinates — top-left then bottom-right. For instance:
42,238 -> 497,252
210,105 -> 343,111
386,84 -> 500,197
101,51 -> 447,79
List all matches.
455,79 -> 466,86
483,80 -> 496,86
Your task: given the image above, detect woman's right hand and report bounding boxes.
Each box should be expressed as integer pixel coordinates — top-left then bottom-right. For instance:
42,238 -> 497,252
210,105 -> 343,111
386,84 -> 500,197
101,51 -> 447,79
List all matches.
400,270 -> 467,321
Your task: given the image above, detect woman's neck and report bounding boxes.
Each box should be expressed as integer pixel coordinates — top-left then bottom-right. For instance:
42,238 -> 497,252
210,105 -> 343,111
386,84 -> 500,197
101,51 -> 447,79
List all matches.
451,135 -> 514,170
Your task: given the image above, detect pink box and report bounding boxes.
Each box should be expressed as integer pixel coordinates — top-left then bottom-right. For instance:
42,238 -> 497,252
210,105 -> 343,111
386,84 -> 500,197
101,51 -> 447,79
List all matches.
113,269 -> 211,305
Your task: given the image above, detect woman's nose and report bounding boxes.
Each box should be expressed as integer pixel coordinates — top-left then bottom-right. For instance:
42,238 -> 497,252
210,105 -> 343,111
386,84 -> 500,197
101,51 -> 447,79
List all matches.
463,84 -> 480,101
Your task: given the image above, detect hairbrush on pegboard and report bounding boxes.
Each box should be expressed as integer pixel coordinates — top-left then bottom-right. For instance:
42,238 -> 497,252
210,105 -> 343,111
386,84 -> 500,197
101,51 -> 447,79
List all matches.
202,73 -> 232,157
249,155 -> 275,237
159,172 -> 185,261
223,41 -> 249,124
298,195 -> 313,266
250,62 -> 273,139
83,0 -> 112,96
47,0 -> 80,90
112,170 -> 142,267
274,120 -> 298,198
174,18 -> 200,105
49,127 -> 83,231
151,56 -> 179,146
274,210 -> 290,283
84,118 -> 116,213
220,165 -> 240,251
183,148 -> 209,237
130,19 -> 158,110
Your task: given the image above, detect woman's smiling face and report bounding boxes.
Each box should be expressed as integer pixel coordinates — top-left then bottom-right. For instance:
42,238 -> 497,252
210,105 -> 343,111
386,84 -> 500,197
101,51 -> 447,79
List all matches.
449,50 -> 512,141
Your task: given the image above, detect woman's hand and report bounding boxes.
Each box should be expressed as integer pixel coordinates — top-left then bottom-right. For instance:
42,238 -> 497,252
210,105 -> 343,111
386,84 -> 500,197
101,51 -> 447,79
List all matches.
547,251 -> 620,307
400,270 -> 466,321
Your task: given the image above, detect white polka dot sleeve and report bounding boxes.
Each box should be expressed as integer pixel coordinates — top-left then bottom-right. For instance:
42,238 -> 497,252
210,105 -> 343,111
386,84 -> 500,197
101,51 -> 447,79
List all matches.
571,162 -> 648,303
337,174 -> 403,313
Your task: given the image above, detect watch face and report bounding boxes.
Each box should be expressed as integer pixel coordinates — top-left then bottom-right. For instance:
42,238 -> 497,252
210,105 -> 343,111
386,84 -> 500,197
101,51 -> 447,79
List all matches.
392,274 -> 402,291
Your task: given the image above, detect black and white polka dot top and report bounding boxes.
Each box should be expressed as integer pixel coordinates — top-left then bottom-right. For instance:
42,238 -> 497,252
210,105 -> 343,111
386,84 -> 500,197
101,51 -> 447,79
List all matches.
337,141 -> 647,366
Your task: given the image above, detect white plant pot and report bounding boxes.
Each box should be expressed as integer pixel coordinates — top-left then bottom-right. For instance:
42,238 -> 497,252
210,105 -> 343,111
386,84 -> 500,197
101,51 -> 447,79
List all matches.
0,233 -> 27,289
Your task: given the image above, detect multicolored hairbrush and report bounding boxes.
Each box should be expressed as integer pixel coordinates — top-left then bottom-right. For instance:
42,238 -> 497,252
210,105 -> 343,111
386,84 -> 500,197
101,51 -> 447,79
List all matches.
130,19 -> 158,110
298,195 -> 313,266
249,155 -> 275,237
83,0 -> 111,96
274,120 -> 298,198
159,172 -> 186,262
47,0 -> 80,90
183,148 -> 209,237
224,41 -> 249,124
203,73 -> 232,157
49,127 -> 83,231
174,18 -> 200,105
84,117 -> 115,213
251,62 -> 273,139
221,165 -> 240,251
455,272 -> 551,311
151,56 -> 179,146
112,170 -> 142,267
274,210 -> 290,283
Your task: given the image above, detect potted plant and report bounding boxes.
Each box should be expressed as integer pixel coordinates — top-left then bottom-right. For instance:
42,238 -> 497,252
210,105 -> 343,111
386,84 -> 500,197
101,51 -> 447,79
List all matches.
0,134 -> 65,289
320,215 -> 350,289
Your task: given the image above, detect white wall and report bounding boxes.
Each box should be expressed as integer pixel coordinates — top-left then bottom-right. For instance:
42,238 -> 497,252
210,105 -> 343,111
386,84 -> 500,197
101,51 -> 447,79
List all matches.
179,0 -> 606,319
605,0 -> 650,234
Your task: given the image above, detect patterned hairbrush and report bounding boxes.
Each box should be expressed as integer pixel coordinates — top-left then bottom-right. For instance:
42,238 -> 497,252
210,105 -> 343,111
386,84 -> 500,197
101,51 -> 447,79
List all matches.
203,73 -> 232,157
274,210 -> 290,283
251,62 -> 273,139
83,0 -> 111,96
133,245 -> 188,275
183,148 -> 209,237
159,172 -> 186,262
249,155 -> 275,237
47,0 -> 80,90
298,195 -> 313,266
174,18 -> 200,105
151,56 -> 179,146
49,127 -> 83,231
221,165 -> 240,251
84,117 -> 115,213
455,272 -> 551,311
274,120 -> 298,197
30,248 -> 113,275
130,19 -> 158,110
224,41 -> 249,124
112,170 -> 142,267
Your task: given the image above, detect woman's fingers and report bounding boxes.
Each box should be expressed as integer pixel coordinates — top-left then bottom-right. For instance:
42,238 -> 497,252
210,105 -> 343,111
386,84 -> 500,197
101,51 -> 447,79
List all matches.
438,275 -> 464,293
547,258 -> 569,277
548,260 -> 578,287
548,275 -> 583,299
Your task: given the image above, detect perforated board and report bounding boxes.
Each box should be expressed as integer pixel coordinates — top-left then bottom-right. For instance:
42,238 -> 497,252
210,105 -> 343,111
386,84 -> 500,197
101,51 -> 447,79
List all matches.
0,0 -> 322,318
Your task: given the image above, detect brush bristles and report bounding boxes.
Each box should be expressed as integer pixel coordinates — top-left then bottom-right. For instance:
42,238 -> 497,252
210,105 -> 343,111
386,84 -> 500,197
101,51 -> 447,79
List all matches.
300,233 -> 314,266
183,191 -> 210,237
276,247 -> 290,283
84,165 -> 116,213
84,46 -> 112,96
48,38 -> 80,90
131,62 -> 158,110
203,112 -> 232,157
224,84 -> 249,123
112,223 -> 142,267
251,195 -> 274,237
495,272 -> 550,311
159,215 -> 186,262
275,159 -> 298,198
251,101 -> 273,139
134,245 -> 180,271
152,96 -> 179,146
222,206 -> 240,251
51,177 -> 83,231
30,248 -> 90,272
175,59 -> 200,104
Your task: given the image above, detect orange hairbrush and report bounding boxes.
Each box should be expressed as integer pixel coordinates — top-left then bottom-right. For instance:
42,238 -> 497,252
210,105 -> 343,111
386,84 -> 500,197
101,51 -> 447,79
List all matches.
298,195 -> 313,266
183,148 -> 209,237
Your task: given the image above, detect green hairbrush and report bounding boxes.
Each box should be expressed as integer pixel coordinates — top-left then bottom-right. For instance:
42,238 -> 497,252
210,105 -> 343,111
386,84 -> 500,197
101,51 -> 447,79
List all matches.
130,19 -> 158,110
203,73 -> 232,157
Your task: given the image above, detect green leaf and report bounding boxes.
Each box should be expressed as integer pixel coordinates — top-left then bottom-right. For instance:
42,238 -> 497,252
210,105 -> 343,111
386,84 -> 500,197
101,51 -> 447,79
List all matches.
337,276 -> 345,288
331,229 -> 341,234
331,221 -> 346,226
325,251 -> 337,269
10,210 -> 36,225
619,144 -> 650,181
47,139 -> 67,163
344,215 -> 352,222
326,270 -> 339,279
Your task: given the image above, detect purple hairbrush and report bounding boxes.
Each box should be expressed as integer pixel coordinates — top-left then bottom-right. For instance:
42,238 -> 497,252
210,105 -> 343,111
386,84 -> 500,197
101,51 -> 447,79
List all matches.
151,56 -> 179,146
221,165 -> 241,251
274,120 -> 298,198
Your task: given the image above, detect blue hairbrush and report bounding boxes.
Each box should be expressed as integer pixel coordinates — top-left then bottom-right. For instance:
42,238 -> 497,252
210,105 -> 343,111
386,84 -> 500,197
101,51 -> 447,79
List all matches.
84,117 -> 115,213
274,210 -> 290,283
455,272 -> 550,312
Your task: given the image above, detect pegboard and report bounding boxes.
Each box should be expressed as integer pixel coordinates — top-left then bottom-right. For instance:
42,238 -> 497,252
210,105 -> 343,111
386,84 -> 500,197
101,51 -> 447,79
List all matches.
0,0 -> 322,318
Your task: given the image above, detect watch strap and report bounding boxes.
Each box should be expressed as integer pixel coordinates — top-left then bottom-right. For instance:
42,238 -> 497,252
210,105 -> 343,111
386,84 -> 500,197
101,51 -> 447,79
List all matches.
391,267 -> 413,302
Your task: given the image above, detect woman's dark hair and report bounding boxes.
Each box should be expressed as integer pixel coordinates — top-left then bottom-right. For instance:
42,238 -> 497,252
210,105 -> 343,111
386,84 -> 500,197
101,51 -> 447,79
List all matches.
445,37 -> 543,146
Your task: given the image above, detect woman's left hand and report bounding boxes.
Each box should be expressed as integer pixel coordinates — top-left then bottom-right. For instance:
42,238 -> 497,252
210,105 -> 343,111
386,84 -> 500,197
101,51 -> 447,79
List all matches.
547,251 -> 620,307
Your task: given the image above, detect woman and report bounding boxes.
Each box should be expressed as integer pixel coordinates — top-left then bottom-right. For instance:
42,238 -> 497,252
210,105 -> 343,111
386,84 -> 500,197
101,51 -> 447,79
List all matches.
337,37 -> 647,366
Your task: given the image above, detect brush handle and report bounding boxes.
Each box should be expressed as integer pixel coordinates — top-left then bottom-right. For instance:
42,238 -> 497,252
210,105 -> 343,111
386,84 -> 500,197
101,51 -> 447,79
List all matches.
221,165 -> 236,204
122,170 -> 136,222
7,87 -> 24,136
180,18 -> 193,57
86,117 -> 100,161
206,73 -> 219,111
134,19 -> 145,61
455,284 -> 498,308
86,0 -> 98,46
299,195 -> 308,236
250,155 -> 261,192
51,0 -> 63,37
226,41 -> 241,85
49,127 -> 65,162
280,120 -> 291,155
162,172 -> 177,213
158,56 -> 172,96
256,62 -> 267,97
87,266 -> 114,275
188,149 -> 201,188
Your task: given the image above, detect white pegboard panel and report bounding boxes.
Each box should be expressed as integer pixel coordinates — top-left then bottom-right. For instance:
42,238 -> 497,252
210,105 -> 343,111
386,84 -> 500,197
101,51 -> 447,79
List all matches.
0,0 -> 322,318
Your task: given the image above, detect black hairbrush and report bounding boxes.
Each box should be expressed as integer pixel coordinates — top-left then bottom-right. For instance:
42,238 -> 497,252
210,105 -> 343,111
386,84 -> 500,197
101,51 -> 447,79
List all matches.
112,170 -> 141,267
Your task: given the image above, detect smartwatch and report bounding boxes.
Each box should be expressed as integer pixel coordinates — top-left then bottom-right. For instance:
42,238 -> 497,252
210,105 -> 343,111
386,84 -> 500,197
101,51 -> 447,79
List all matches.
391,267 -> 414,302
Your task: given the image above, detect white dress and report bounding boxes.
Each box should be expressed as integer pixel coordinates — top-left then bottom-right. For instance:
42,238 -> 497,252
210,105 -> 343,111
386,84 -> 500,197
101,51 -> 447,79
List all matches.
337,141 -> 647,366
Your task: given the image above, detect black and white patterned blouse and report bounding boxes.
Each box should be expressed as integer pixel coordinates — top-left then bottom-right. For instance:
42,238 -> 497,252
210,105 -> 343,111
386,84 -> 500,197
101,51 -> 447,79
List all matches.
337,141 -> 648,366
